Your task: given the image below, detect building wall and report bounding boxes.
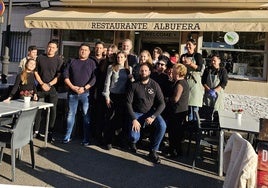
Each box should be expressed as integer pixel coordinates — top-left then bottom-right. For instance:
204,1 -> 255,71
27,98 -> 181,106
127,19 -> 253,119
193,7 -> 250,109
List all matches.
0,6 -> 50,58
225,80 -> 268,98
1,4 -> 268,98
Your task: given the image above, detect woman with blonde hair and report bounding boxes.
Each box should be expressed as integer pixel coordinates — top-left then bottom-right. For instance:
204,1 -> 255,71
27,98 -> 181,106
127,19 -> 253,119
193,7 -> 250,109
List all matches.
4,58 -> 38,102
133,50 -> 153,80
139,50 -> 153,65
166,63 -> 189,157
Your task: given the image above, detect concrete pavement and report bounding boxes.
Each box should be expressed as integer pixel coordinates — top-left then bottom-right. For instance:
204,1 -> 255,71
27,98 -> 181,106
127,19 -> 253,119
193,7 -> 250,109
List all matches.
0,138 -> 224,188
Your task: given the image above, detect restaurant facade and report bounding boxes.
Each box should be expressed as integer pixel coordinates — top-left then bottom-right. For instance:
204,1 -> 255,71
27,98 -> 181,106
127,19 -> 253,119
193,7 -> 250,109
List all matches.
23,0 -> 268,97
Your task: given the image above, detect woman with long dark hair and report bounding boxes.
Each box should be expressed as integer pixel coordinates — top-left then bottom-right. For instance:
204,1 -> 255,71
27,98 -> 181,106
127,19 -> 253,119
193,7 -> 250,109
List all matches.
102,51 -> 133,150
180,39 -> 204,121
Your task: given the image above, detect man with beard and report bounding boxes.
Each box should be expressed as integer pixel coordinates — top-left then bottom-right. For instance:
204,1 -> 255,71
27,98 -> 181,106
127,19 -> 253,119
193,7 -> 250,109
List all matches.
126,63 -> 166,164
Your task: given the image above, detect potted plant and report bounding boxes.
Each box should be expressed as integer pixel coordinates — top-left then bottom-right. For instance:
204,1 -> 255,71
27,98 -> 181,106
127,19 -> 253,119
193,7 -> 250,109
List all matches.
232,108 -> 243,120
20,90 -> 34,103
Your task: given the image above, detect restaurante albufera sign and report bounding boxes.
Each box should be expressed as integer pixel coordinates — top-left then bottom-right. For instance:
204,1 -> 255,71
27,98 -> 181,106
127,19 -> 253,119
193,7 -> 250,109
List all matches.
91,22 -> 201,31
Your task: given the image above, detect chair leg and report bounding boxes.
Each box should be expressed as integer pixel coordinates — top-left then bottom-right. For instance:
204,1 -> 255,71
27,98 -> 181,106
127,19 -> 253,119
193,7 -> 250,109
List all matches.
192,133 -> 201,168
195,133 -> 201,157
18,148 -> 22,161
11,149 -> 16,182
30,141 -> 35,169
210,145 -> 213,158
0,147 -> 3,164
192,159 -> 196,169
187,133 -> 192,155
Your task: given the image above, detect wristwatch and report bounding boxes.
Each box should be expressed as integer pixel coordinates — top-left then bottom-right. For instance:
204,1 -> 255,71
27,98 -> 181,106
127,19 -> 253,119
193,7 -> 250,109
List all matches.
151,115 -> 156,119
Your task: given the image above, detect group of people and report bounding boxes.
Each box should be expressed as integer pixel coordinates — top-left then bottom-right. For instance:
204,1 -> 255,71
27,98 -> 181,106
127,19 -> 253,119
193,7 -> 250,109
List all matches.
4,41 -> 63,143
3,38 -> 228,164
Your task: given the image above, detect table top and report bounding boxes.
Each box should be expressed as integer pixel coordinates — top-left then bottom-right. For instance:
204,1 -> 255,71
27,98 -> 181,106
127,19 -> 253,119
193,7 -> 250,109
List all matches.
0,107 -> 20,117
0,100 -> 53,111
218,110 -> 260,133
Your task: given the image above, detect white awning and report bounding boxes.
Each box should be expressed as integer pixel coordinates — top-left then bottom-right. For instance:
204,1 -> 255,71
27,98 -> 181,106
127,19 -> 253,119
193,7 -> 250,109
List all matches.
24,8 -> 268,32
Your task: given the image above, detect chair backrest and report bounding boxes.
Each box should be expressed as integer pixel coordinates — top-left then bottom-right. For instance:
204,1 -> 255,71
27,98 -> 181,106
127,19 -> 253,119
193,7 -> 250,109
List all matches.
11,107 -> 38,149
193,110 -> 219,130
199,106 -> 219,122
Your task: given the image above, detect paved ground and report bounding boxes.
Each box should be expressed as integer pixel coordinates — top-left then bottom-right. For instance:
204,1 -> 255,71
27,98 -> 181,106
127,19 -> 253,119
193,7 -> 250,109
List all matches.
0,137 -> 224,188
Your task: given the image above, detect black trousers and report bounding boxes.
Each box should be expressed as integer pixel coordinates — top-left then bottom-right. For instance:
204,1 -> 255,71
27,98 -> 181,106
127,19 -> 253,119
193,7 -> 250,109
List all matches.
103,93 -> 127,145
34,86 -> 58,133
167,111 -> 188,152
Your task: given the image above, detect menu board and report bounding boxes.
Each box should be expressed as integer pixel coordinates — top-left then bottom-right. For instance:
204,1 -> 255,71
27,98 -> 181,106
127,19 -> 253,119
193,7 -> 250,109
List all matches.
257,142 -> 268,187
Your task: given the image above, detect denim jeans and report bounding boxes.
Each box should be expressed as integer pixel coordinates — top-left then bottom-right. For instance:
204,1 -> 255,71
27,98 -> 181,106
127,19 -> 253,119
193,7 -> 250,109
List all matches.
64,92 -> 90,142
188,106 -> 199,121
129,112 -> 166,151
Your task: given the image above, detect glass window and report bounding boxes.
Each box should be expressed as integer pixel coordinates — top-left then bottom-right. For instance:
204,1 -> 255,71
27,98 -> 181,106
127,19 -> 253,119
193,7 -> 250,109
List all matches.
202,32 -> 266,81
62,30 -> 114,43
61,30 -> 114,61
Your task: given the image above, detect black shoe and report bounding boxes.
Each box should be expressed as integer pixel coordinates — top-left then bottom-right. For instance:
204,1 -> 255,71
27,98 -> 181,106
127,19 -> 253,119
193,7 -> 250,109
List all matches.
34,133 -> 43,140
106,144 -> 112,150
81,141 -> 90,146
48,133 -> 55,143
130,143 -> 137,153
62,138 -> 71,144
33,132 -> 38,138
149,150 -> 161,164
33,132 -> 37,138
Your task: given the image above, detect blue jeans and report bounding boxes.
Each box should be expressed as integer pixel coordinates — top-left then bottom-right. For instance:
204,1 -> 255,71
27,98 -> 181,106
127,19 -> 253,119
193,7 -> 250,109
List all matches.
188,106 -> 199,121
129,112 -> 166,151
64,92 -> 90,142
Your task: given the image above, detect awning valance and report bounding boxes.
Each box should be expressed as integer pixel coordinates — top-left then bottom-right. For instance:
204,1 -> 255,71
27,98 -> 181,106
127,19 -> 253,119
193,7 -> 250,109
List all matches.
24,8 -> 268,32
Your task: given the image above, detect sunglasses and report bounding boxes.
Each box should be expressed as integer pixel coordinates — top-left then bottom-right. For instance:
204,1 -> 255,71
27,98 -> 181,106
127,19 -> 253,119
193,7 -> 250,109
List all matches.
157,63 -> 166,66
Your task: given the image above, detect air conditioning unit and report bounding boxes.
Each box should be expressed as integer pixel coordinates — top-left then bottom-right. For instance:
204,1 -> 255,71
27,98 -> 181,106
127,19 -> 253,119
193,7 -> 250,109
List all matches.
40,1 -> 50,8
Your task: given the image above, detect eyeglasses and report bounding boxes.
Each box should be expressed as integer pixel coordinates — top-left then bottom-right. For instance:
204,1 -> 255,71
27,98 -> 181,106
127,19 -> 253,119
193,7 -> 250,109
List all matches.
157,63 -> 166,66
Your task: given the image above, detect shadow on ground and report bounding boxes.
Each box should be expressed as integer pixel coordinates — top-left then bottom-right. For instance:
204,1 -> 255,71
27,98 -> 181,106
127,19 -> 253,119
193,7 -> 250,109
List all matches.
0,137 -> 223,188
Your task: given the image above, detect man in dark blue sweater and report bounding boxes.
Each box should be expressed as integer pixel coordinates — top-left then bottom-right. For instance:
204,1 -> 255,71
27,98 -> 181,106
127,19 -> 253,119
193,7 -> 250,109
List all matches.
62,43 -> 96,146
126,63 -> 166,164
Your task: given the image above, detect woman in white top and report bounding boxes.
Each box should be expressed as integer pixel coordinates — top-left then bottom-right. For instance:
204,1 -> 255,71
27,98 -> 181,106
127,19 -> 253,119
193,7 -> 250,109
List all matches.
102,51 -> 133,150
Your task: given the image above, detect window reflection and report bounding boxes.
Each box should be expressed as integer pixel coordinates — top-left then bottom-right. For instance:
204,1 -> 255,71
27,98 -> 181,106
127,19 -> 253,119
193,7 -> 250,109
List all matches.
62,30 -> 114,43
202,32 -> 266,80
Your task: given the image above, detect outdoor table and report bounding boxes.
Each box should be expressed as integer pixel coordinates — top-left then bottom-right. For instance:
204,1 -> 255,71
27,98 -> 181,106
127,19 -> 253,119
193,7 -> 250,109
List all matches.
0,100 -> 53,147
218,110 -> 260,176
0,107 -> 20,117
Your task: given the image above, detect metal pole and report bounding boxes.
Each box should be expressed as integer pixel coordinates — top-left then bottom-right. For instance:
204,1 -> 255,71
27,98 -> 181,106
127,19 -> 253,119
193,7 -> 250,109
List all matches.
1,0 -> 12,84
